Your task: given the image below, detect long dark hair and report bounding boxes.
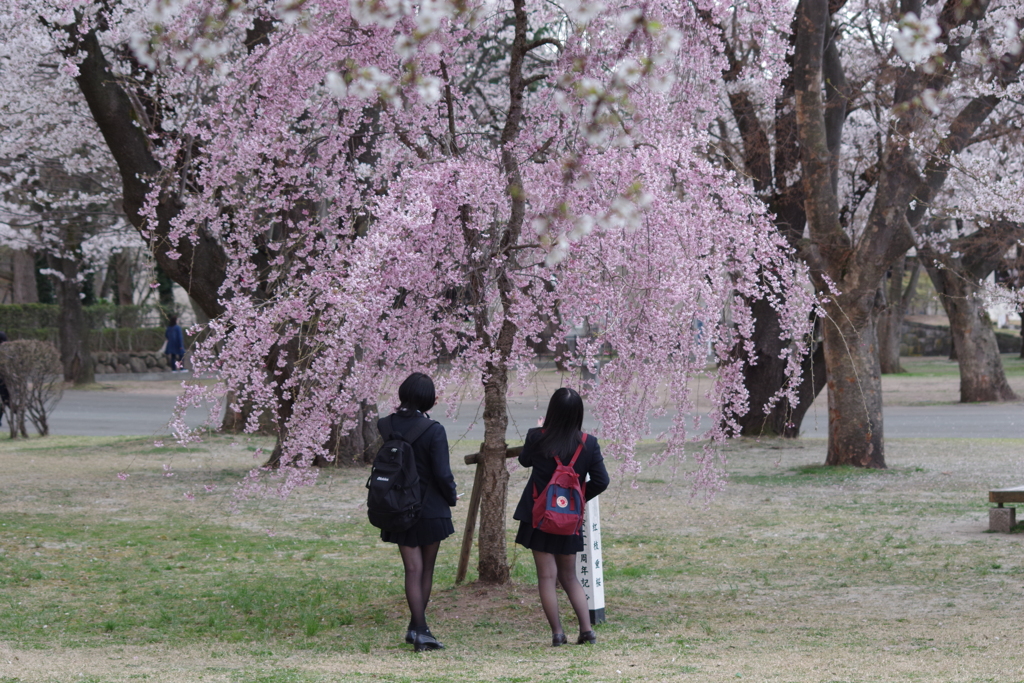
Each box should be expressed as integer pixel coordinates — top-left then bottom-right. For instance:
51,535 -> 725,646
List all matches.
536,387 -> 584,460
397,372 -> 436,413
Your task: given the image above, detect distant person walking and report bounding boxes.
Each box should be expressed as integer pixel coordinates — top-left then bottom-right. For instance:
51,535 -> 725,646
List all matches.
513,387 -> 609,647
164,316 -> 185,372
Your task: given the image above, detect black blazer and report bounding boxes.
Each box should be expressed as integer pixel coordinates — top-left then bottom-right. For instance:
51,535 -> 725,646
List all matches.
378,410 -> 458,519
512,427 -> 609,523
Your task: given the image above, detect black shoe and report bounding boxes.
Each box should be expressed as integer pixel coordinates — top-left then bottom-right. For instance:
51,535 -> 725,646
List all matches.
413,632 -> 444,652
407,627 -> 434,644
577,630 -> 597,645
552,633 -> 568,647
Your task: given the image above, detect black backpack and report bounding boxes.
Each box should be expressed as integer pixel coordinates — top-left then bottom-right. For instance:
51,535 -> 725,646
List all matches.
366,414 -> 434,533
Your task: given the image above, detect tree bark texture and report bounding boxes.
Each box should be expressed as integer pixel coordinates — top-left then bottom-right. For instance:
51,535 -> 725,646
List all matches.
734,297 -> 827,437
876,278 -> 904,374
821,297 -> 885,468
111,250 -> 135,305
937,274 -> 1017,402
47,242 -> 94,386
795,0 -> 888,468
68,24 -> 227,319
477,364 -> 512,584
468,0 -> 530,584
724,17 -> 830,437
922,228 -> 1020,402
11,250 -> 38,304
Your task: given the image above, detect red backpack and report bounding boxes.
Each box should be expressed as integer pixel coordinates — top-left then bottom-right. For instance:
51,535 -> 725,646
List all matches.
531,434 -> 588,535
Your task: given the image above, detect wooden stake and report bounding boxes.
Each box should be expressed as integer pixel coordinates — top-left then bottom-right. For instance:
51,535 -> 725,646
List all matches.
455,445 -> 523,585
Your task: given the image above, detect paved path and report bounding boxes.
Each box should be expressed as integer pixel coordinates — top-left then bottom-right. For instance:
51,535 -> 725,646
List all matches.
48,382 -> 1024,440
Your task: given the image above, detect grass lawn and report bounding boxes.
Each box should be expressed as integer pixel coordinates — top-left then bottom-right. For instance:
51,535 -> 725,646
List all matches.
1,433 -> 1024,682
897,355 -> 1024,378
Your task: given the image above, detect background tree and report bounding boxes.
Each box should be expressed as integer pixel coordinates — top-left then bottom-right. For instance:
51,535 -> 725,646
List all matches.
920,219 -> 1023,401
717,0 -> 1024,448
792,0 -> 1023,467
0,9 -> 148,383
714,9 -> 829,437
3,0 -> 386,443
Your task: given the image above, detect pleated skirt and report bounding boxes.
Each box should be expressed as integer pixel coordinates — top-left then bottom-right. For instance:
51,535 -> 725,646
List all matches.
514,518 -> 584,555
380,517 -> 454,547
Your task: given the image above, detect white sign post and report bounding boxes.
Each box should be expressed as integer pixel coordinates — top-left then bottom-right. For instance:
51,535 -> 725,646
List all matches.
576,493 -> 605,624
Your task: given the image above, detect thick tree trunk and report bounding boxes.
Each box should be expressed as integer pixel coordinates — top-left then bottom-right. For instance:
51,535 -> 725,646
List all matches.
927,264 -> 1017,402
821,298 -> 886,468
48,246 -> 94,386
735,298 -> 826,437
319,401 -> 382,466
69,26 -> 227,320
264,404 -> 382,467
11,250 -> 38,303
477,361 -> 511,584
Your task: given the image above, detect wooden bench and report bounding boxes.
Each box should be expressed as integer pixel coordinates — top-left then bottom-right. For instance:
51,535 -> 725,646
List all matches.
988,486 -> 1024,532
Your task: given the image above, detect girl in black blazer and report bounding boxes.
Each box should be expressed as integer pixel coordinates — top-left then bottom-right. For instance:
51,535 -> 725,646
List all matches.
378,373 -> 457,652
513,387 -> 609,646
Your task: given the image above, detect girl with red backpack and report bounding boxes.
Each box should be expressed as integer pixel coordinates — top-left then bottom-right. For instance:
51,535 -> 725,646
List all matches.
512,387 -> 609,646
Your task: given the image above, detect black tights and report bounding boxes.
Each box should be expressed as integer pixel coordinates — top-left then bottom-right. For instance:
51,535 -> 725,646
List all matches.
399,542 -> 441,632
532,550 -> 591,636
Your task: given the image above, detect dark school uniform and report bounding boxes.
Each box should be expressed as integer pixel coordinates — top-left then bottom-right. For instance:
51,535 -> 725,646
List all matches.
513,427 -> 609,555
378,409 -> 458,547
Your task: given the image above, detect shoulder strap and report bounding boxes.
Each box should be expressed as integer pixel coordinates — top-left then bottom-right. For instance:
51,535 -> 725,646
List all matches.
566,433 -> 587,468
380,414 -> 434,444
402,417 -> 435,445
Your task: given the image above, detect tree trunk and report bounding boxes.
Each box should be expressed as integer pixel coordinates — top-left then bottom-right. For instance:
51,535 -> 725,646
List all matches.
877,255 -> 919,374
47,224 -> 94,386
11,250 -> 38,304
112,250 -> 135,305
68,25 -> 227,320
320,401 -> 383,465
927,262 -> 1017,402
821,298 -> 886,468
50,257 -> 94,385
477,360 -> 511,584
467,0 -> 528,585
735,297 -> 826,437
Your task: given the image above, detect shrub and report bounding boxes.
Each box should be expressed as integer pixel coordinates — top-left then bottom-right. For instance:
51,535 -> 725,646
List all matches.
0,340 -> 64,438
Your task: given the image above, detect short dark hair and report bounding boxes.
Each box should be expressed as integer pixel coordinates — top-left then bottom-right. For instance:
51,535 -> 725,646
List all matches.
398,372 -> 436,413
167,315 -> 178,326
537,387 -> 584,459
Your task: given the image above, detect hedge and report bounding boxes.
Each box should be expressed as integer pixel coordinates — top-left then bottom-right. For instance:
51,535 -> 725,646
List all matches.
0,303 -> 165,330
0,327 -> 178,353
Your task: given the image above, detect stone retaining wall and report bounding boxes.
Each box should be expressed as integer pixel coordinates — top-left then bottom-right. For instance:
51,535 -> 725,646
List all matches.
93,351 -> 180,375
901,321 -> 1021,356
